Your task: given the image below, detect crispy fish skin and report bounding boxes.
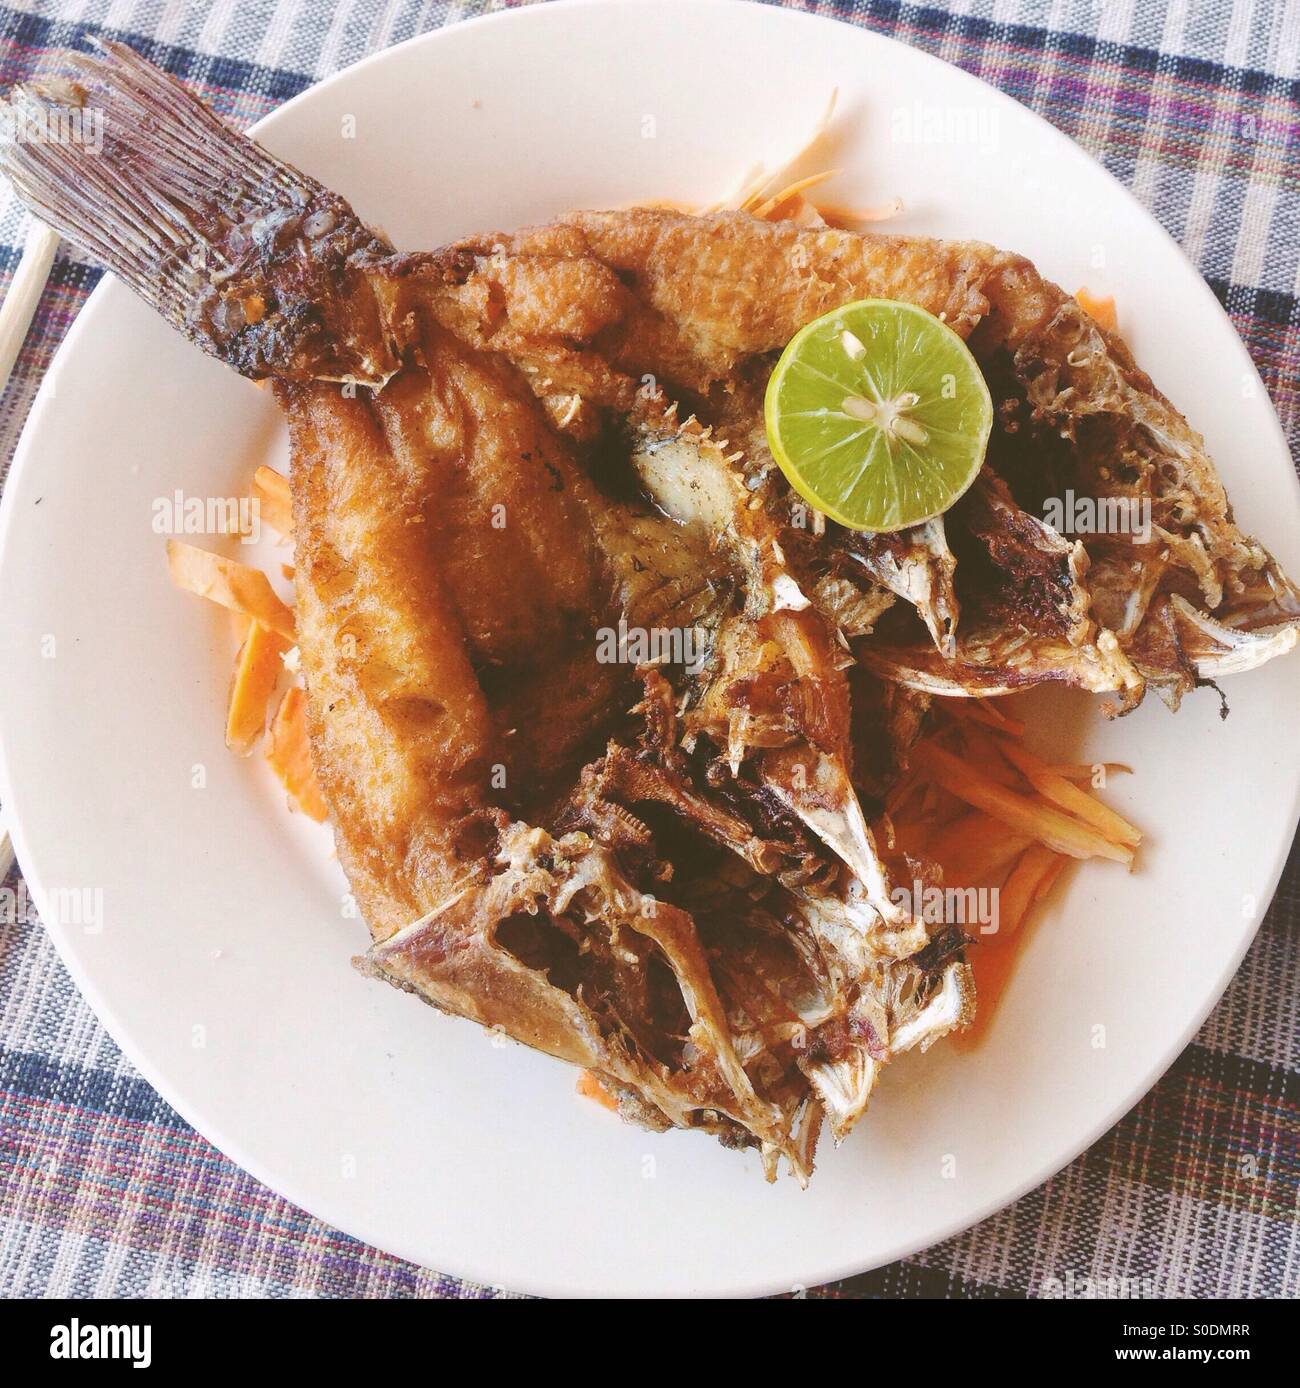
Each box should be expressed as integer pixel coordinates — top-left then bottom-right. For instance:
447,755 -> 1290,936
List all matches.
282,378 -> 497,938
411,207 -> 1297,704
363,320 -> 633,796
407,210 -> 1011,402
369,325 -> 604,667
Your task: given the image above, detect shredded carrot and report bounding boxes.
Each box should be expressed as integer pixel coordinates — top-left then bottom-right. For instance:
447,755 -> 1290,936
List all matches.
950,698 -> 1025,736
911,740 -> 1133,864
226,620 -> 289,756
923,814 -> 1032,887
997,739 -> 1142,848
648,88 -> 903,241
576,1070 -> 619,1112
713,90 -> 839,214
952,845 -> 1066,1049
996,843 -> 1063,937
953,726 -> 1021,787
1033,854 -> 1066,904
898,702 -> 1141,1048
817,196 -> 905,225
252,465 -> 293,540
753,169 -> 841,220
166,539 -> 295,640
266,685 -> 328,821
1076,286 -> 1118,333
768,194 -> 830,227
695,89 -> 902,229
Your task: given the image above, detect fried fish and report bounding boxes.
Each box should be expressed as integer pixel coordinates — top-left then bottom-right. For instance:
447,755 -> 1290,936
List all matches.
411,205 -> 1299,708
3,42 -> 1293,1181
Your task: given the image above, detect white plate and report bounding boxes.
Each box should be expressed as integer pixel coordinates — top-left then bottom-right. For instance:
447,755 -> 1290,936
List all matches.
1,0 -> 1297,1298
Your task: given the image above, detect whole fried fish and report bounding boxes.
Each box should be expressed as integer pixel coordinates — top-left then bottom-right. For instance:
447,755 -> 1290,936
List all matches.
3,42 -> 1293,1181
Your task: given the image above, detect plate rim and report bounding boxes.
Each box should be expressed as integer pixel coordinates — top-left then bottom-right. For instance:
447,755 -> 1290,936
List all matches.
1,0 -> 1297,1297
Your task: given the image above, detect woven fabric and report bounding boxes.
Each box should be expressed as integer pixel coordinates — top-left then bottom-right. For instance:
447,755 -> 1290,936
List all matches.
0,0 -> 1296,1300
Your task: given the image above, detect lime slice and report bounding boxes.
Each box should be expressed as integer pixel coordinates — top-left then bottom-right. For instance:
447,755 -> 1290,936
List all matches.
764,298 -> 992,532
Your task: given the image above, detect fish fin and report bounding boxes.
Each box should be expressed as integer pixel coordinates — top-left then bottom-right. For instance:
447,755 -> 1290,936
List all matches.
0,40 -> 400,384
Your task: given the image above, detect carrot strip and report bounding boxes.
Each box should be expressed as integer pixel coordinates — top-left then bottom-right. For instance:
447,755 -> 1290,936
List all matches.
911,741 -> 1133,864
266,686 -> 328,821
885,769 -> 923,817
1076,286 -> 1118,332
952,846 -> 1067,1050
816,197 -> 905,224
924,813 -> 1031,886
949,698 -> 1025,736
733,89 -> 838,212
1032,854 -> 1067,904
753,169 -> 840,220
998,740 -> 1142,848
252,465 -> 293,540
954,726 -> 1021,787
996,843 -> 1062,938
226,620 -> 289,755
767,193 -> 828,227
166,539 -> 295,640
576,1070 -> 619,1112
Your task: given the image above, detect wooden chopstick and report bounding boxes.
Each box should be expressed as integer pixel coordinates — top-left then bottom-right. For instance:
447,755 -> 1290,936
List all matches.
0,217 -> 60,884
0,217 -> 59,392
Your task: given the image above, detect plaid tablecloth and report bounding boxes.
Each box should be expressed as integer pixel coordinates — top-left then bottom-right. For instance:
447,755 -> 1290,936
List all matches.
0,0 -> 1296,1300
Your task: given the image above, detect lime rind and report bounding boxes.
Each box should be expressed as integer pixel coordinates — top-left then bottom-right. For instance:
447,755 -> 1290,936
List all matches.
764,298 -> 993,533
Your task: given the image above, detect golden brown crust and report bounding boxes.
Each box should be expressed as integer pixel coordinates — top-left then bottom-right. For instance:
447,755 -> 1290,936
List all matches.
282,378 -> 497,938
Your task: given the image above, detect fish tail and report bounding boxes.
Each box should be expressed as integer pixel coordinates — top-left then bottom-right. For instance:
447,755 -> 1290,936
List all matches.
0,40 -> 400,385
